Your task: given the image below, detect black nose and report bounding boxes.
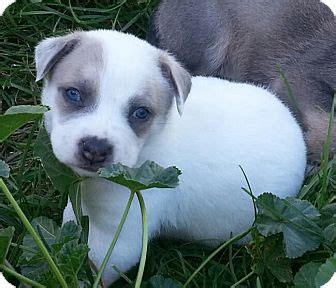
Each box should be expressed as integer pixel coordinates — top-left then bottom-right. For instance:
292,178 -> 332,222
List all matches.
79,137 -> 112,165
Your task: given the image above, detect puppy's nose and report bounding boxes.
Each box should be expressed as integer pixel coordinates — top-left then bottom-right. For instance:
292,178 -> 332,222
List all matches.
79,137 -> 112,164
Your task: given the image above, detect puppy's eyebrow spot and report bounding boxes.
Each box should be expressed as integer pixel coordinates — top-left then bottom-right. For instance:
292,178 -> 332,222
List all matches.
43,39 -> 80,80
125,94 -> 157,137
50,36 -> 103,117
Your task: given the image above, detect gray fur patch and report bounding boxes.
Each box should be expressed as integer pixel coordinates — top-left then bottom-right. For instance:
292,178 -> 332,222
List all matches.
49,35 -> 103,116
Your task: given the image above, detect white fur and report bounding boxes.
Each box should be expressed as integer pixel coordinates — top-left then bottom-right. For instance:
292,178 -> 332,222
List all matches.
38,30 -> 306,284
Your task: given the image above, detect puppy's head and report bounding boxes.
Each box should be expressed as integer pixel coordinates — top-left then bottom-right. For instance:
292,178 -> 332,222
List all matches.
35,30 -> 191,175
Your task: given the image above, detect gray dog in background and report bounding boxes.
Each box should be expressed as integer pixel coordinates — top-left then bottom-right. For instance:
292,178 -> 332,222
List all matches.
148,0 -> 336,164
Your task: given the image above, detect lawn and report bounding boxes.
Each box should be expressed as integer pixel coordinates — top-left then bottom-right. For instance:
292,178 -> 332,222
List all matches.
0,1 -> 335,287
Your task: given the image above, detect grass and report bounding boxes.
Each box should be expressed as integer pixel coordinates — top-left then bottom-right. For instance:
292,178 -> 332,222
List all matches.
0,1 -> 335,287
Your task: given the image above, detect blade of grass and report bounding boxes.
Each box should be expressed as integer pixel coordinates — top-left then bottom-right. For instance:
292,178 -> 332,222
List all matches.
230,270 -> 254,288
317,93 -> 335,208
183,228 -> 253,287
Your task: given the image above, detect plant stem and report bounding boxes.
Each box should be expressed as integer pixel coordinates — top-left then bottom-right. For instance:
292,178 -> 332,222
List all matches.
1,264 -> 46,288
0,179 -> 68,288
230,270 -> 255,288
183,228 -> 252,288
92,191 -> 135,288
134,191 -> 148,288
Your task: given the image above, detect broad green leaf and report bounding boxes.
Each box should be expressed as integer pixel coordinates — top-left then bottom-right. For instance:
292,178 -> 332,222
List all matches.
148,275 -> 182,288
35,128 -> 79,209
99,160 -> 181,191
0,105 -> 48,142
20,218 -> 90,286
56,239 -> 89,286
0,204 -> 22,232
323,224 -> 336,250
250,234 -> 292,283
22,216 -> 59,261
20,262 -> 52,285
22,218 -> 84,261
320,204 -> 336,228
0,160 -> 10,178
0,227 -> 15,265
315,254 -> 336,287
294,262 -> 321,288
57,221 -> 82,245
5,105 -> 48,115
256,193 -> 322,258
262,236 -> 292,283
320,204 -> 336,249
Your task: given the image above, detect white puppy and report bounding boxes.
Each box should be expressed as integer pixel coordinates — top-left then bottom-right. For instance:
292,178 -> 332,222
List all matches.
35,30 -> 306,284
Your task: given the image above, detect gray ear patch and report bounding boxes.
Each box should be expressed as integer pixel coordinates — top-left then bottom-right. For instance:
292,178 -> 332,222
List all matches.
159,54 -> 192,115
35,37 -> 80,81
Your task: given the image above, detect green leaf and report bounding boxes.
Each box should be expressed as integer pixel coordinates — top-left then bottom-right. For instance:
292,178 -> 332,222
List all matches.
320,204 -> 336,228
294,262 -> 321,288
0,204 -> 22,232
256,193 -> 322,258
0,227 -> 15,265
57,221 -> 82,245
20,262 -> 53,286
35,128 -> 79,209
5,105 -> 48,115
0,160 -> 10,178
315,254 -> 336,287
323,224 -> 336,249
20,218 -> 91,286
0,105 -> 48,142
22,217 -> 59,261
99,160 -> 181,191
56,239 -> 89,286
261,235 -> 293,283
148,275 -> 182,288
320,204 -> 336,249
249,234 -> 292,283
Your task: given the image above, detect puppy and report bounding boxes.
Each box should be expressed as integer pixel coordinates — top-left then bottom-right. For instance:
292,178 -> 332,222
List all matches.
35,30 -> 306,284
149,0 -> 336,164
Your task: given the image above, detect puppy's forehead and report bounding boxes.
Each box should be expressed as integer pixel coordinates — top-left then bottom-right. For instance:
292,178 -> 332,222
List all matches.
51,34 -> 103,85
93,31 -> 162,92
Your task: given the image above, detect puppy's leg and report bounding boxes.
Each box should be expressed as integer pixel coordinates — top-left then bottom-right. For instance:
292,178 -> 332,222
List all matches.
88,218 -> 144,284
82,183 -> 169,285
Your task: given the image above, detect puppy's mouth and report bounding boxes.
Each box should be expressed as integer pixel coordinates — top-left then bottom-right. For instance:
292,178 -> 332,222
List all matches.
79,162 -> 105,172
70,161 -> 111,177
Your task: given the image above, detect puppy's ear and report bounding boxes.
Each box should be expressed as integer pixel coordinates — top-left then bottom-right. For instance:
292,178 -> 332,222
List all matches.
35,34 -> 79,81
159,53 -> 192,115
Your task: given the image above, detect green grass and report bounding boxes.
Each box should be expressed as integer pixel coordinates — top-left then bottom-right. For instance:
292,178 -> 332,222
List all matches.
0,1 -> 335,287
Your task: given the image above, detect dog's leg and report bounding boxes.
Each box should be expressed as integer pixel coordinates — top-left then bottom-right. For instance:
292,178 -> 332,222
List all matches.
81,179 -> 170,285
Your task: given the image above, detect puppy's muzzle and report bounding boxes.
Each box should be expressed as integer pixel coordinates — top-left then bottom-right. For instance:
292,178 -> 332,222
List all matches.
78,136 -> 112,171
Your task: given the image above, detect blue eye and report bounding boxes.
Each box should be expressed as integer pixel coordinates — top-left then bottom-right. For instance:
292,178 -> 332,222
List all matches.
65,88 -> 81,103
132,107 -> 150,120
